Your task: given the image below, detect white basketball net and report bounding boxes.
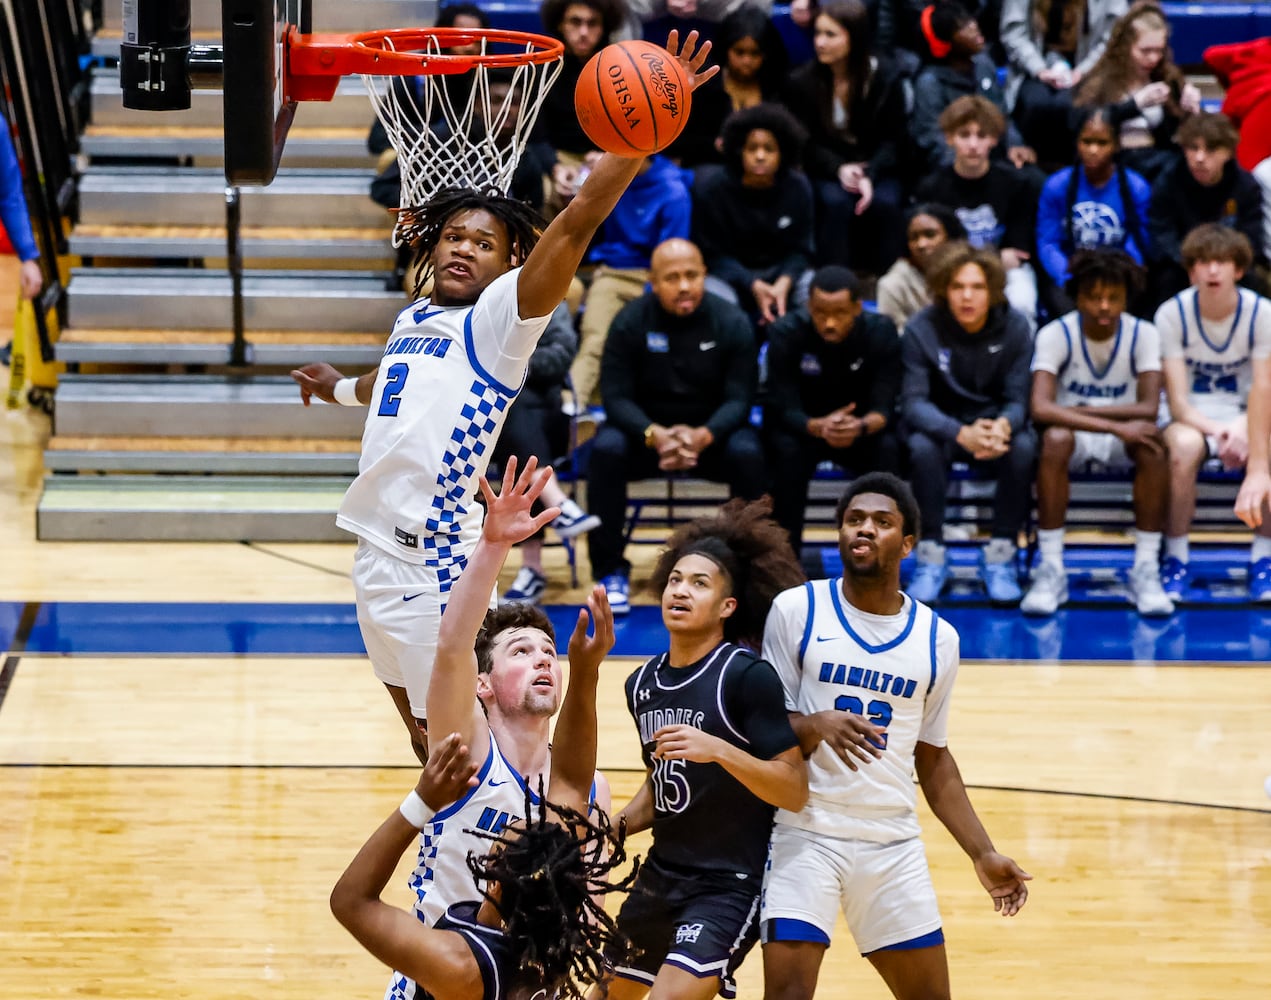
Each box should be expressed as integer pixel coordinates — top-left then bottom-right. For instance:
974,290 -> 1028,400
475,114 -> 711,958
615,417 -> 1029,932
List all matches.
362,36 -> 563,244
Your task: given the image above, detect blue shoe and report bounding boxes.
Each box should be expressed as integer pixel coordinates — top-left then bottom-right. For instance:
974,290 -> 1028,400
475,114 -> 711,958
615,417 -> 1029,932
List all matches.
982,559 -> 1022,605
1250,558 -> 1271,603
907,562 -> 948,604
600,573 -> 630,615
1160,556 -> 1190,601
500,567 -> 547,606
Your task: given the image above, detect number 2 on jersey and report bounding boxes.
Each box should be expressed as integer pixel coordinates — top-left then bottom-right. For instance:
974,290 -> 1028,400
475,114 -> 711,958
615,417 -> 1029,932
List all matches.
377,363 -> 408,416
834,695 -> 892,749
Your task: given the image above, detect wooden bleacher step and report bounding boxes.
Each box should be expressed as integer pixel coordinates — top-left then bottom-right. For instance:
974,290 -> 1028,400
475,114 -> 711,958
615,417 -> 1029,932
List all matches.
80,124 -> 373,166
90,70 -> 371,129
46,435 -> 360,475
67,267 -> 403,332
55,328 -> 387,366
54,374 -> 367,440
37,475 -> 351,542
78,167 -> 388,229
68,223 -> 394,264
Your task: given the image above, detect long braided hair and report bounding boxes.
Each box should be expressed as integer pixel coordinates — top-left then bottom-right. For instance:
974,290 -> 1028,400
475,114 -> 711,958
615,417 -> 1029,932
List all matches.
466,789 -> 639,1000
397,187 -> 547,299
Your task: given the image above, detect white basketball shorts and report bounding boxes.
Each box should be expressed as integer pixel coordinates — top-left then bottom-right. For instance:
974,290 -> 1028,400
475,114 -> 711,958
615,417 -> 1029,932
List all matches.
760,823 -> 942,955
352,540 -> 495,719
1069,430 -> 1130,470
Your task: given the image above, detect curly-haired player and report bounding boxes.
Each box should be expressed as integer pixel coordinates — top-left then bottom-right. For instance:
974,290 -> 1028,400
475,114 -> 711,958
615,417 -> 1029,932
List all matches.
590,499 -> 810,1000
288,32 -> 719,764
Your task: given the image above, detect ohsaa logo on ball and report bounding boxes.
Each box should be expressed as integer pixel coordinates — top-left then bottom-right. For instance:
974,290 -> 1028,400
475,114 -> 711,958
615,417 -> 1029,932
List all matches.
606,64 -> 642,132
639,51 -> 683,120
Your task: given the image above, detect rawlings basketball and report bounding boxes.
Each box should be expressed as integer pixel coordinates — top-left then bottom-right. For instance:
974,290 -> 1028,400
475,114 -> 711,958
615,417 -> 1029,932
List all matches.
574,40 -> 692,156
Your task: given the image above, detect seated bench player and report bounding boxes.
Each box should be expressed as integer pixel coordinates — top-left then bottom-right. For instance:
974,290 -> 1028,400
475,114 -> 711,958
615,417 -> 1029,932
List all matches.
1022,249 -> 1174,616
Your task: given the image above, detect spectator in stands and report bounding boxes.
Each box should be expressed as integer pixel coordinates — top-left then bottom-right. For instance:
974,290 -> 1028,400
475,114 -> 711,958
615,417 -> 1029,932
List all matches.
763,265 -> 902,551
911,3 -> 1036,175
1000,0 -> 1126,165
780,0 -> 908,272
1036,105 -> 1150,316
876,203 -> 968,329
916,95 -> 1040,326
569,155 -> 691,410
900,242 -> 1036,604
1155,225 -> 1271,602
538,0 -> 625,214
692,103 -> 814,326
1147,113 -> 1269,304
1235,333 -> 1271,532
665,7 -> 789,166
1072,1 -> 1200,183
495,303 -> 601,604
1022,249 -> 1173,616
0,110 -> 42,368
587,238 -> 765,612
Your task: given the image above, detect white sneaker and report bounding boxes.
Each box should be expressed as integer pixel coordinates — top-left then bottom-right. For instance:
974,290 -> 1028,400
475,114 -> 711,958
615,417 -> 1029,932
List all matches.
1021,562 -> 1068,616
1127,561 -> 1175,617
553,498 -> 601,540
500,566 -> 547,605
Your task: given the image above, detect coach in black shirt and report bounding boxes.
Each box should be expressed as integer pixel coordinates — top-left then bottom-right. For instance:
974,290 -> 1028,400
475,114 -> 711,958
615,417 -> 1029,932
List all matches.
588,238 -> 765,610
764,266 -> 902,551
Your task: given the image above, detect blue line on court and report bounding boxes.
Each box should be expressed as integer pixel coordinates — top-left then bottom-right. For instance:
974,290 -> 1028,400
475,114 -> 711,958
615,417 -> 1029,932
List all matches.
2,600 -> 1270,662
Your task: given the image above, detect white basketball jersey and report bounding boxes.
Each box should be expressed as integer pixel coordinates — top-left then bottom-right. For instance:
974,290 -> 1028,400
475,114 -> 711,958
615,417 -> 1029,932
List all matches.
761,580 -> 959,843
1032,312 -> 1161,409
1155,287 -> 1271,410
337,267 -> 553,590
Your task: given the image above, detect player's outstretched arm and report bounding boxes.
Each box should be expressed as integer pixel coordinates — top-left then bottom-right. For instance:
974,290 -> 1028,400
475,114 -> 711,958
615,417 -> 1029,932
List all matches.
331,734 -> 484,1000
614,773 -> 656,835
914,741 -> 1032,916
428,458 -> 560,757
289,363 -> 377,406
516,30 -> 719,320
548,584 -> 615,816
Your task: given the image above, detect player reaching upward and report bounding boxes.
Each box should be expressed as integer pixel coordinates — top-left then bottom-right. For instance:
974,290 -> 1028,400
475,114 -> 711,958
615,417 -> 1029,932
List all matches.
331,457 -> 635,1000
290,32 -> 719,762
760,472 -> 1030,1000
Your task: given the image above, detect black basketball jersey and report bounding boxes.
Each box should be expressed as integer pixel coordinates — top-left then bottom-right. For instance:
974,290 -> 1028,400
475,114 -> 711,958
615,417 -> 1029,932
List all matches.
624,641 -> 799,879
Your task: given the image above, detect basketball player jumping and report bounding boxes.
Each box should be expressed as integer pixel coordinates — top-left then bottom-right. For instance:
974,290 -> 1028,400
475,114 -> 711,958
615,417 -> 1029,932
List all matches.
591,500 -> 815,1000
332,456 -> 634,1000
759,472 -> 1031,1000
290,32 -> 719,763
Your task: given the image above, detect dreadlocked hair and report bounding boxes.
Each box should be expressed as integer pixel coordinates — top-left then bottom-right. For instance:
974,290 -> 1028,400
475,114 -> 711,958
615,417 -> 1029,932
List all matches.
648,497 -> 807,651
466,788 -> 640,1000
396,186 -> 547,299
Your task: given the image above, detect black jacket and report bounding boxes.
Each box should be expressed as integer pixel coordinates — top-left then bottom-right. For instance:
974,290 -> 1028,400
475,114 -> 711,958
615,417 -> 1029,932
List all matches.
1148,158 -> 1267,265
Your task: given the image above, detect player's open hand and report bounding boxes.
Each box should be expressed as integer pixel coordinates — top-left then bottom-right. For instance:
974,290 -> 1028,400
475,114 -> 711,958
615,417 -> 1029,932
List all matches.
290,362 -> 343,405
975,851 -> 1032,916
1234,469 -> 1270,528
811,709 -> 886,770
567,583 -> 615,677
415,732 -> 480,811
652,724 -> 726,764
478,456 -> 559,546
665,29 -> 719,92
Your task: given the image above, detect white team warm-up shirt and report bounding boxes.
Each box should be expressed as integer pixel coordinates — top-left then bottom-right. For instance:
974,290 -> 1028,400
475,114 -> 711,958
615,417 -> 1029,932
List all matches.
1154,287 -> 1271,418
338,267 -> 553,582
761,580 -> 959,843
1032,312 -> 1161,407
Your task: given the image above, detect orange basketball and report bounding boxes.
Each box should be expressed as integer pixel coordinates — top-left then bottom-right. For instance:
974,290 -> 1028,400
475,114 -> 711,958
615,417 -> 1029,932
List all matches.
574,40 -> 692,156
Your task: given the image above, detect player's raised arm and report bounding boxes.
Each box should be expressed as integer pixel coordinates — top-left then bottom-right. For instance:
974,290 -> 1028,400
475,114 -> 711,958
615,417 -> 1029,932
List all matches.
516,30 -> 719,319
427,458 -> 560,756
548,584 -> 615,815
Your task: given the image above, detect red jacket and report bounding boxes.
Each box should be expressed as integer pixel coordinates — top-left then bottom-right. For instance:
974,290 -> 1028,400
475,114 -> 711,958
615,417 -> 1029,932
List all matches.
1206,37 -> 1271,169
